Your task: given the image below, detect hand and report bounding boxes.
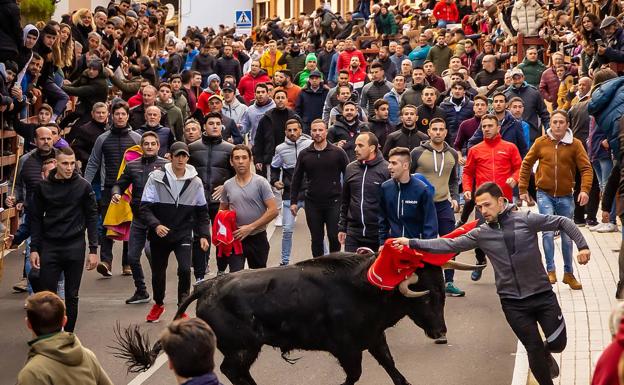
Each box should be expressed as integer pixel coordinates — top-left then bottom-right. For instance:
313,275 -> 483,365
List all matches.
85,253 -> 98,270
255,163 -> 263,171
602,210 -> 611,223
111,193 -> 122,204
598,45 -> 607,55
274,181 -> 284,190
506,177 -> 517,188
338,231 -> 346,245
104,67 -> 114,78
63,79 -> 71,86
451,200 -> 459,212
30,251 -> 40,269
601,139 -> 609,150
577,191 -> 589,206
211,185 -> 224,201
155,224 -> 170,238
458,154 -> 465,166
392,237 -> 410,248
233,224 -> 254,240
10,86 -> 22,100
463,191 -> 472,201
4,234 -> 14,249
290,204 -> 298,217
488,80 -> 498,89
336,140 -> 346,148
577,249 -> 590,265
5,195 -> 15,208
200,237 -> 209,251
519,193 -> 530,203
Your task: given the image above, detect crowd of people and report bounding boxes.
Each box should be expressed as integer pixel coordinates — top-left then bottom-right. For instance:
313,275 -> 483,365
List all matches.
4,0 -> 624,383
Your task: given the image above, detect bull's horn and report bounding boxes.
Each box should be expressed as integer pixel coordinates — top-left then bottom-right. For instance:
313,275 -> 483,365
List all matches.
398,274 -> 429,298
356,247 -> 375,255
442,261 -> 486,271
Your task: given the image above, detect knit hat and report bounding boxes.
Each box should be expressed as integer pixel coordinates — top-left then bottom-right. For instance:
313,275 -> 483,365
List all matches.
305,53 -> 317,63
207,73 -> 221,85
367,220 -> 479,290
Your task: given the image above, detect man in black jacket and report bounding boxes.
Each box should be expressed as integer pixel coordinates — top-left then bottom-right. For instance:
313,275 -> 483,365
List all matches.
129,85 -> 168,131
383,104 -> 429,158
112,132 -> 167,304
30,147 -> 99,333
84,101 -> 141,277
214,45 -> 242,85
191,44 -> 216,88
295,70 -> 328,133
328,100 -> 369,161
290,119 -> 349,257
416,86 -> 446,135
339,132 -> 389,251
367,99 -> 394,149
253,89 -> 298,177
13,104 -> 53,152
188,112 -> 235,280
67,102 -> 108,173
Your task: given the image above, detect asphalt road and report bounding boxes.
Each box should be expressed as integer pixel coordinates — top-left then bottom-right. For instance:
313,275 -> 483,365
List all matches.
0,212 -> 517,385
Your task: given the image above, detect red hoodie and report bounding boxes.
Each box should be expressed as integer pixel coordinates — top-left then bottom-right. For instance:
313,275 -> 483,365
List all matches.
337,48 -> 367,72
433,1 -> 459,22
592,319 -> 624,385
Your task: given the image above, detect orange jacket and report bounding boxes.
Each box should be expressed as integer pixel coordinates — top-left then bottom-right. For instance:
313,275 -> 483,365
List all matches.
462,134 -> 522,201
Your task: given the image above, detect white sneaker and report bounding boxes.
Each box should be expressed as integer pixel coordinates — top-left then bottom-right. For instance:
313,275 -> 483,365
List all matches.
275,214 -> 283,227
589,222 -> 607,232
597,222 -> 619,233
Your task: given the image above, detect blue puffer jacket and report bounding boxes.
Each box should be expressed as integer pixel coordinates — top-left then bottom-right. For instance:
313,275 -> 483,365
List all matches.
378,174 -> 438,244
439,96 -> 474,144
467,111 -> 529,157
383,89 -> 402,126
588,76 -> 624,157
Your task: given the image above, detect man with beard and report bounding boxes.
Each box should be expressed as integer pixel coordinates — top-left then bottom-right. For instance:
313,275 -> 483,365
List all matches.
328,100 -> 370,161
423,60 -> 446,93
253,89 -> 298,177
383,104 -> 429,158
377,46 -> 397,81
191,44 -> 216,88
440,80 -> 474,145
295,70 -> 328,134
67,102 -> 108,173
400,66 -> 427,108
347,55 -> 368,96
323,70 -> 352,123
241,83 -> 276,145
426,33 -> 453,75
129,85 -> 168,132
328,85 -> 367,125
317,39 -> 336,80
416,86 -> 446,135
337,37 -> 367,72
339,132 -> 389,251
475,54 -> 506,97
274,69 -> 301,109
214,44 -> 242,84
368,99 -> 394,149
359,62 -> 392,118
290,119 -> 349,257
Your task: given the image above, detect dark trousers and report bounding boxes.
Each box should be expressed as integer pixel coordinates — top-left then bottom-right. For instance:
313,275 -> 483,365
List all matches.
192,202 -> 219,280
216,231 -> 270,272
149,236 -> 192,306
305,199 -> 341,257
573,168 -> 599,223
461,197 -> 486,265
100,188 -> 128,266
435,201 -> 457,283
127,218 -> 150,292
39,238 -> 85,333
344,235 -> 379,253
501,290 -> 566,385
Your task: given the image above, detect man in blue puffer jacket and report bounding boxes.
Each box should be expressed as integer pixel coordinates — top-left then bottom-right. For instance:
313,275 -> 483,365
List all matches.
588,73 -> 624,159
439,80 -> 474,145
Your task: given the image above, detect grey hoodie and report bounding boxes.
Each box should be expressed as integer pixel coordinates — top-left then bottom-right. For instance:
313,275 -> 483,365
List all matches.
222,97 -> 248,125
408,204 -> 589,300
240,99 -> 276,144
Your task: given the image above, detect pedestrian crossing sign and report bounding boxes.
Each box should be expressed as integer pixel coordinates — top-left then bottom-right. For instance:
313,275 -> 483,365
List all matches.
236,10 -> 252,28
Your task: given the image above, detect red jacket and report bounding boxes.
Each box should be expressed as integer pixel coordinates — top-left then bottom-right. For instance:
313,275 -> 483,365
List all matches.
462,134 -> 522,201
433,1 -> 459,22
337,49 -> 367,72
196,89 -> 221,115
348,68 -> 368,90
592,319 -> 624,385
367,220 -> 479,290
212,210 -> 243,257
238,72 -> 271,105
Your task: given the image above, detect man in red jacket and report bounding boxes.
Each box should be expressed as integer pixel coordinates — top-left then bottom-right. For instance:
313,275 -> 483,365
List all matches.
238,60 -> 271,105
433,0 -> 459,27
592,303 -> 624,385
337,37 -> 367,73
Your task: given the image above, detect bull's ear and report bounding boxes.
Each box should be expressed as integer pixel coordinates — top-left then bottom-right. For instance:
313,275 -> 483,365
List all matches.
356,247 -> 374,255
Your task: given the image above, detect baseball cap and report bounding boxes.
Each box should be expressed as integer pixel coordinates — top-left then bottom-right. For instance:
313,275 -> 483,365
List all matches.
510,68 -> 524,77
309,69 -> 322,78
222,82 -> 235,91
170,141 -> 190,156
208,94 -> 223,102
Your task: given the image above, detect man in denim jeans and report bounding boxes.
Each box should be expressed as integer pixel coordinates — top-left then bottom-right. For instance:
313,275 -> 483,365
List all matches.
519,110 -> 593,290
270,118 -> 312,265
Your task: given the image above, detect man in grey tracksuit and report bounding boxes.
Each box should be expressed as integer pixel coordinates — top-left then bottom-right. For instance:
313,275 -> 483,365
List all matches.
395,181 -> 591,385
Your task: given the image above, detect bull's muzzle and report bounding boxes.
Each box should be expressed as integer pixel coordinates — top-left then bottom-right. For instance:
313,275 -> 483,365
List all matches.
442,260 -> 486,271
398,273 -> 429,298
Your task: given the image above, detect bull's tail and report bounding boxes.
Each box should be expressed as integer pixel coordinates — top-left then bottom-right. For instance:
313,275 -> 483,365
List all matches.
173,281 -> 210,319
111,322 -> 162,373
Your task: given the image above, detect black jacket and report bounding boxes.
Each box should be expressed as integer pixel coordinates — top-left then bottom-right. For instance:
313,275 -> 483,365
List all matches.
191,53 -> 216,76
162,53 -> 183,79
328,115 -> 369,161
400,82 -> 428,108
112,155 -> 168,214
290,142 -> 349,204
188,134 -> 235,204
129,103 -> 168,131
295,85 -> 328,124
367,117 -> 394,149
13,118 -> 38,152
0,0 -> 22,57
339,152 -> 389,241
252,107 -> 299,164
70,23 -> 93,50
136,124 -> 175,156
317,48 -> 336,79
214,56 -> 242,84
15,149 -> 57,207
67,119 -> 107,172
382,124 -> 429,158
30,169 -> 98,254
61,69 -> 109,119
415,104 -> 446,135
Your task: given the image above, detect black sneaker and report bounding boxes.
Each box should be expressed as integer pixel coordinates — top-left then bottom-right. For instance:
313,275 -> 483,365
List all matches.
574,219 -> 586,227
125,291 -> 150,304
547,353 -> 560,379
96,261 -> 112,277
586,219 -> 599,227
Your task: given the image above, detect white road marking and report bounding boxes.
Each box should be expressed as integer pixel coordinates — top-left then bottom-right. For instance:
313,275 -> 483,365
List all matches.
511,341 -> 529,385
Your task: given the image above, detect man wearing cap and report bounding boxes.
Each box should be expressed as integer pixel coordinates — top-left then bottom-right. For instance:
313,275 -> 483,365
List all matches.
196,73 -> 221,115
238,60 -> 271,105
504,67 -> 550,146
294,53 -> 322,88
221,81 -> 248,129
277,42 -> 307,77
597,16 -> 624,64
203,94 -> 243,144
296,70 -> 328,134
140,141 -> 210,322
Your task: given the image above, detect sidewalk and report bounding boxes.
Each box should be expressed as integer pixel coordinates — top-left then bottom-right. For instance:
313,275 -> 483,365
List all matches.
523,213 -> 622,385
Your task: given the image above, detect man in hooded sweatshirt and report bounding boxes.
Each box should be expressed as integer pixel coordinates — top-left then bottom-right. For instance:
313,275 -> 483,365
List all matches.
17,25 -> 39,74
196,73 -> 221,115
17,291 -> 113,385
240,83 -> 275,145
294,53 -> 323,88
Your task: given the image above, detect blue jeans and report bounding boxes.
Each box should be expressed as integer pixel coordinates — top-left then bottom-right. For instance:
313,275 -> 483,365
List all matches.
536,190 -> 574,274
281,199 -> 304,264
592,158 -> 617,223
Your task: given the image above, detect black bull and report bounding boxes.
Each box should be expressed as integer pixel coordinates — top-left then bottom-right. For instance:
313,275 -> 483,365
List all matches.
115,251 -> 476,385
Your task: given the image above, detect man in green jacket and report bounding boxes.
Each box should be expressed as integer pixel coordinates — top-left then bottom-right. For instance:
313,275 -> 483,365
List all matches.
517,47 -> 547,87
17,291 -> 113,385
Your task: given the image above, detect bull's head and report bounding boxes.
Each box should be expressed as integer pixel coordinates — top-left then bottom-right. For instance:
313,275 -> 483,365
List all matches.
403,264 -> 447,340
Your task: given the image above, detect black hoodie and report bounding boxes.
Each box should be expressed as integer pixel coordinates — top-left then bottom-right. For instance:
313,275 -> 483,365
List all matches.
382,123 -> 429,158
328,115 -> 369,161
367,116 -> 394,149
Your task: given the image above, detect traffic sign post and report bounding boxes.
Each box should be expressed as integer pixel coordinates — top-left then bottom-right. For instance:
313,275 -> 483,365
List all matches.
235,10 -> 252,36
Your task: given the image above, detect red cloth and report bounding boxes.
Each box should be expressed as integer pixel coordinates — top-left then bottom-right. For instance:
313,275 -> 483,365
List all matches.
592,319 -> 624,385
367,220 -> 479,290
212,210 -> 243,257
462,134 -> 522,201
